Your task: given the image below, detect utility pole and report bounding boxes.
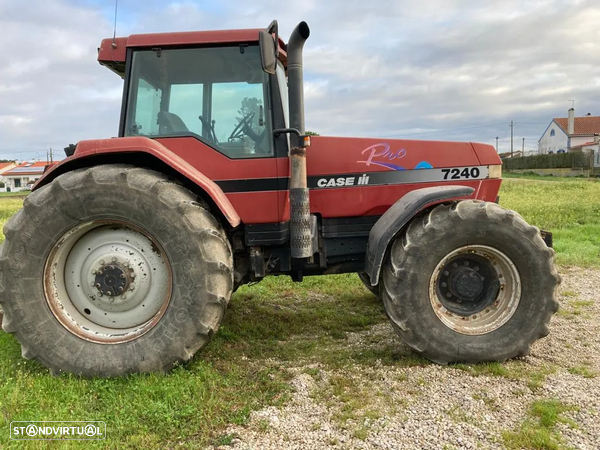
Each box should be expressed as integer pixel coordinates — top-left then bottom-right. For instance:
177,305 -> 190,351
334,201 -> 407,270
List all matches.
495,136 -> 499,153
510,121 -> 514,157
50,148 -> 53,164
522,137 -> 525,154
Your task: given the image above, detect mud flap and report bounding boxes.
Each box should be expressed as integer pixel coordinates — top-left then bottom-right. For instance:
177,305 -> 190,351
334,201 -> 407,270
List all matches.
364,185 -> 475,285
540,230 -> 553,248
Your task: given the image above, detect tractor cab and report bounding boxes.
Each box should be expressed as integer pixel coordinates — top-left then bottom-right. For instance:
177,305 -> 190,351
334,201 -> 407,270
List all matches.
99,27 -> 290,159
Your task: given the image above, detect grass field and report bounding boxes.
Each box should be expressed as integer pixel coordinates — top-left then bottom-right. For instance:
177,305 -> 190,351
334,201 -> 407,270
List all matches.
0,174 -> 597,448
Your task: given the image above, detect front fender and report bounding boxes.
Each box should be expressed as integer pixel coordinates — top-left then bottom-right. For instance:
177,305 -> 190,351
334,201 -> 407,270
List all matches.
365,185 -> 475,285
35,137 -> 241,227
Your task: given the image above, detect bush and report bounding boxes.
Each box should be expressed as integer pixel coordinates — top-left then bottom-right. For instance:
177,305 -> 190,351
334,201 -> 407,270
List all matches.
503,152 -> 590,171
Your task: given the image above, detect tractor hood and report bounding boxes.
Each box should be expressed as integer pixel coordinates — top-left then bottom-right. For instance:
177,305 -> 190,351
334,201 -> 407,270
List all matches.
305,136 -> 500,176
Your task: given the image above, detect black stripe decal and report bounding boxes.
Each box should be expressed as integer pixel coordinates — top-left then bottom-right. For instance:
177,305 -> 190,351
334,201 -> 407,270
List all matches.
215,166 -> 490,193
215,178 -> 288,193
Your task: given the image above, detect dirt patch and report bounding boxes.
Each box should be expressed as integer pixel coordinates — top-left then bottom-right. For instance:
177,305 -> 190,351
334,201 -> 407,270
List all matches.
213,268 -> 600,450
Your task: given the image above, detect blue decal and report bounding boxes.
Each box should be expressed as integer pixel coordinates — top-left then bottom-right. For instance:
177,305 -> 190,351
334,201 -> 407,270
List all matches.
414,161 -> 433,169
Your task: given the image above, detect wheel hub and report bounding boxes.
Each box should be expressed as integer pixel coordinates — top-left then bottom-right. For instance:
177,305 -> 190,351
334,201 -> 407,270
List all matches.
94,261 -> 134,298
429,245 -> 522,335
450,268 -> 484,301
437,255 -> 499,316
44,221 -> 172,342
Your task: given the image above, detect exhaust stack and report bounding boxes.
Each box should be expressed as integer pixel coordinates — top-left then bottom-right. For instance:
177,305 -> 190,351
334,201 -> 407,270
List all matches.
287,22 -> 312,259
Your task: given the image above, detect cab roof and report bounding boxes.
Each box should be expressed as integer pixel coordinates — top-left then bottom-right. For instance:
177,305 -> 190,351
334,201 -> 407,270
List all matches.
98,28 -> 287,77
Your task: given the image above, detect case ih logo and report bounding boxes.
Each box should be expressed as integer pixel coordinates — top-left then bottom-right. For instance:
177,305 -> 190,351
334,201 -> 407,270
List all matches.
357,143 -> 433,171
316,174 -> 371,188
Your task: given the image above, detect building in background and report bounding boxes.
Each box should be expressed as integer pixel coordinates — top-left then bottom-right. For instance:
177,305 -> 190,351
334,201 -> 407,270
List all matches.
538,109 -> 600,154
0,162 -> 18,192
2,161 -> 54,192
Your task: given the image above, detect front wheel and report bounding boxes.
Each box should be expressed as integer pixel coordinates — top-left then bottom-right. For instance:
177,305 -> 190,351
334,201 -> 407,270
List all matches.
0,165 -> 233,377
382,200 -> 560,364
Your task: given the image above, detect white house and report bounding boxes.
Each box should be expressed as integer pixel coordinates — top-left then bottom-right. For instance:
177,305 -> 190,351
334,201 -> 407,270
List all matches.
538,109 -> 600,154
3,161 -> 53,192
0,162 -> 17,191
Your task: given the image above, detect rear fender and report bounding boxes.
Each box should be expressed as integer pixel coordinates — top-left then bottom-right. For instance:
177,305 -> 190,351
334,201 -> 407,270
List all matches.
35,137 -> 241,228
365,185 -> 475,285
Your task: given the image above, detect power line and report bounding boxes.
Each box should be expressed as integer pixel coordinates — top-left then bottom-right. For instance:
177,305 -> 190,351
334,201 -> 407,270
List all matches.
0,149 -> 40,156
384,122 -> 508,138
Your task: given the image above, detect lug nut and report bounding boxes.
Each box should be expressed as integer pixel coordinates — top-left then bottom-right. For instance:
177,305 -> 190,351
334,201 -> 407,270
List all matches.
108,265 -> 115,271
100,260 -> 105,266
95,283 -> 101,289
118,287 -> 124,293
112,257 -> 117,263
105,291 -> 112,296
121,294 -> 127,300
120,274 -> 126,279
130,284 -> 136,291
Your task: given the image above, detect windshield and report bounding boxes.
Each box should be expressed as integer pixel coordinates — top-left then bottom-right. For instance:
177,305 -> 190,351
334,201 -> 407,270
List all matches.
124,45 -> 273,158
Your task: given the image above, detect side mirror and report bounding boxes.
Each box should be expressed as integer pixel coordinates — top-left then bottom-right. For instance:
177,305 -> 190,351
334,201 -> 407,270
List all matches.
259,20 -> 278,75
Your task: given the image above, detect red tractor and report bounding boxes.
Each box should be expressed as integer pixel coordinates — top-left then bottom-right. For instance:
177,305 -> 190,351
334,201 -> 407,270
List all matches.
0,21 -> 559,377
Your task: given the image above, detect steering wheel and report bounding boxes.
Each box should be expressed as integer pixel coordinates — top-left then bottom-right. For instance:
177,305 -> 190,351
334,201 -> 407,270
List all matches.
229,112 -> 255,141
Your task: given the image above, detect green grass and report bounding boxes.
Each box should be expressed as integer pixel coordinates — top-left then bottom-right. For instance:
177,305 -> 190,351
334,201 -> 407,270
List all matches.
452,362 -> 556,391
500,175 -> 600,267
567,365 -> 597,379
502,399 -> 578,450
0,197 -> 24,242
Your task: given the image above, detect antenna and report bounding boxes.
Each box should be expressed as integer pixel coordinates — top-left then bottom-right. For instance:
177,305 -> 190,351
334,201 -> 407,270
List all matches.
112,0 -> 119,48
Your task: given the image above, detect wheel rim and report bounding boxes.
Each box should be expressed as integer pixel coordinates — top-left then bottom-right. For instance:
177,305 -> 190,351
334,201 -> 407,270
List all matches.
428,245 -> 521,336
44,220 -> 172,343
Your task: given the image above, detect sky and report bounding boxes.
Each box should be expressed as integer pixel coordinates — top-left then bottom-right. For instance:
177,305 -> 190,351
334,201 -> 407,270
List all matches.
0,0 -> 599,161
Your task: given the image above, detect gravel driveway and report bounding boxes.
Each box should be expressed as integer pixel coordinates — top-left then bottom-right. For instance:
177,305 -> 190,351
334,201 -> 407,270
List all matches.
213,267 -> 600,450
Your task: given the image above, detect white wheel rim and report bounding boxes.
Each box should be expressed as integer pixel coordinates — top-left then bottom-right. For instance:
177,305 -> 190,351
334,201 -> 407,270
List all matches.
428,245 -> 521,336
44,221 -> 172,343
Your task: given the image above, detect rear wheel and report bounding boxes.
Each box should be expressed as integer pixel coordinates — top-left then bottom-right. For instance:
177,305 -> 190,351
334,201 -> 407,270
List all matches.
382,200 -> 560,364
0,165 -> 233,377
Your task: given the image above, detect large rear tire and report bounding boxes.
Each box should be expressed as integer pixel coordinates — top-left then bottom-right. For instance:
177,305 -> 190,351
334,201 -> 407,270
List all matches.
0,165 -> 233,377
382,200 -> 560,364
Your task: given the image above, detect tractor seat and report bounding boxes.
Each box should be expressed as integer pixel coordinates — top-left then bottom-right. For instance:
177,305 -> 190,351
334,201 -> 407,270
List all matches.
157,111 -> 189,134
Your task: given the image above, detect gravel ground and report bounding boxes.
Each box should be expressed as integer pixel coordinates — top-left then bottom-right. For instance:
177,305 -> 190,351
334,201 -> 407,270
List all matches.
214,268 -> 600,450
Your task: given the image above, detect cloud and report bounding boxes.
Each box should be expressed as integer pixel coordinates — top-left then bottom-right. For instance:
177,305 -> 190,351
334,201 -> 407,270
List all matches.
0,0 -> 121,159
0,0 -> 599,160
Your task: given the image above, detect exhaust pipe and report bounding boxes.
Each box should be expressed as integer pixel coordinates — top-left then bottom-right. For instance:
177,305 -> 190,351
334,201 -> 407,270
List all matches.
287,21 -> 312,259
